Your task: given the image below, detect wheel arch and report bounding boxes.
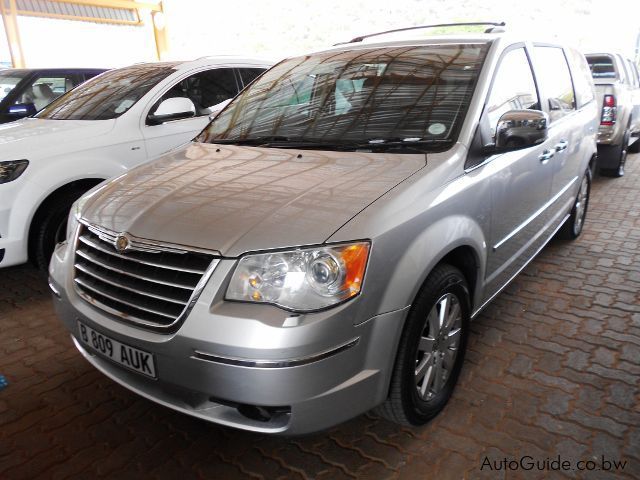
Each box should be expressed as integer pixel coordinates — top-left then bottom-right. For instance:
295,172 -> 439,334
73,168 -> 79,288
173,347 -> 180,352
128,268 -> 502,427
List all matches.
375,215 -> 487,318
27,178 -> 106,262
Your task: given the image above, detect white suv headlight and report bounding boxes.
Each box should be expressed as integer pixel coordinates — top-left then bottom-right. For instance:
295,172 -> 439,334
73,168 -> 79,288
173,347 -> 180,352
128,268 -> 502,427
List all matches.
0,159 -> 29,184
226,242 -> 370,312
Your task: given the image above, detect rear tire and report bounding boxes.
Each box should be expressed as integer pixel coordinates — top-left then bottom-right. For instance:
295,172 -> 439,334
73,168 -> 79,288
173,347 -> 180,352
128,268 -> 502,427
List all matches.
629,137 -> 640,154
599,128 -> 630,177
378,264 -> 470,426
30,190 -> 83,271
558,168 -> 591,240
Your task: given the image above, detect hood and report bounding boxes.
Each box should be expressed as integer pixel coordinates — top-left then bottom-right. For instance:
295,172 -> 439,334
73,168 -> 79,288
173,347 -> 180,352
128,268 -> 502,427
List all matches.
82,142 -> 426,256
0,118 -> 115,161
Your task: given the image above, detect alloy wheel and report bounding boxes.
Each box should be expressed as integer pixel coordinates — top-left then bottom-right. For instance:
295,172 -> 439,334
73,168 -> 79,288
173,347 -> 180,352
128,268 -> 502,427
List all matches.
414,293 -> 462,400
574,175 -> 589,234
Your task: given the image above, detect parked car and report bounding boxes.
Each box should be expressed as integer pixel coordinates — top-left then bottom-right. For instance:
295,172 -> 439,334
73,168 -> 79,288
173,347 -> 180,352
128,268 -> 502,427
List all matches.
585,53 -> 640,176
50,25 -> 598,435
0,68 -> 105,123
0,57 -> 271,270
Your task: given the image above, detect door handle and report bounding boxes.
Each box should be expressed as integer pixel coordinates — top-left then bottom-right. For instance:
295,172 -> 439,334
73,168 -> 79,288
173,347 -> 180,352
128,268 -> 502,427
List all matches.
555,140 -> 568,152
539,149 -> 555,162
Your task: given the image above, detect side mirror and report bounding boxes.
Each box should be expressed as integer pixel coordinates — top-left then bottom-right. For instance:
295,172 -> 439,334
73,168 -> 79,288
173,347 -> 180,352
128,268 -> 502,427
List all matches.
208,99 -> 231,121
148,97 -> 196,125
494,109 -> 549,152
8,103 -> 37,118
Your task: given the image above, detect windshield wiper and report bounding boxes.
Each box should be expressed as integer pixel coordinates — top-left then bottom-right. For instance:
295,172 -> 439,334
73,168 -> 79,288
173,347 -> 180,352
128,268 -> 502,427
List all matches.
363,138 -> 452,153
210,136 -> 449,153
212,136 -> 292,146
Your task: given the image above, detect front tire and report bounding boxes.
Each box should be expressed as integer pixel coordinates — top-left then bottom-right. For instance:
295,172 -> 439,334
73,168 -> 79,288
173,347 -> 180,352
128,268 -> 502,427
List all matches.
30,190 -> 83,271
558,168 -> 591,240
378,264 -> 470,426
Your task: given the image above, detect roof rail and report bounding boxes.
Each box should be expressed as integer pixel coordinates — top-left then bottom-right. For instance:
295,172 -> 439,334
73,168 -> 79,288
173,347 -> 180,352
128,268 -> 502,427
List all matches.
334,22 -> 506,45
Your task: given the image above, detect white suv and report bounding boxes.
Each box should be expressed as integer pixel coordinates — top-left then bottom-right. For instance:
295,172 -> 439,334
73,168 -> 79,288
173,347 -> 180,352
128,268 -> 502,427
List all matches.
0,57 -> 271,269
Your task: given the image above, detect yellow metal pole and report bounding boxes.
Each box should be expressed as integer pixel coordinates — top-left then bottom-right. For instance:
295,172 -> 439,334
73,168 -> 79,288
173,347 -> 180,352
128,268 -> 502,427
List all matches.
1,0 -> 26,67
151,1 -> 168,61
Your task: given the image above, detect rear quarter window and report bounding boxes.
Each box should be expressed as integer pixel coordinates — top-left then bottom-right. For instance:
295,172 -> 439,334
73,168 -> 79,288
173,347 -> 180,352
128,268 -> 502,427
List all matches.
533,46 -> 576,122
567,50 -> 595,108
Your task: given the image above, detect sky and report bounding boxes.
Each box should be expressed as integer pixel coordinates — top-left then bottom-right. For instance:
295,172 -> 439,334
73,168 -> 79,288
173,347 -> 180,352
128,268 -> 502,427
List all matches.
0,0 -> 639,68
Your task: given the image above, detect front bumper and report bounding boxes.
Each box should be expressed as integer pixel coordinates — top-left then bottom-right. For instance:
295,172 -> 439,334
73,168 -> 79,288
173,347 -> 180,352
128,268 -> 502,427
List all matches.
49,243 -> 408,435
0,192 -> 28,268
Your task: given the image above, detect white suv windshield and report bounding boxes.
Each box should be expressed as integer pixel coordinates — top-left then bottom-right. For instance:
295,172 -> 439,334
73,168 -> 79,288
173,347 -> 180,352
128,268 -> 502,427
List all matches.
200,43 -> 489,152
36,64 -> 177,120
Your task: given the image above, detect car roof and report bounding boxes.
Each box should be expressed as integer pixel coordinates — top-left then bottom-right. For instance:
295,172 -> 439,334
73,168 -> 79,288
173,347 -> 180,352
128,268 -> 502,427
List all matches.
308,31 -> 575,57
313,33 -> 499,55
129,56 -> 274,72
1,67 -> 105,73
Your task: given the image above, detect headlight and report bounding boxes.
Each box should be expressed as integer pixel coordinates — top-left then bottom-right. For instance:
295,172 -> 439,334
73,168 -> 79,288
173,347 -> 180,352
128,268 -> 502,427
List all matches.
66,197 -> 85,241
226,242 -> 370,311
0,160 -> 29,184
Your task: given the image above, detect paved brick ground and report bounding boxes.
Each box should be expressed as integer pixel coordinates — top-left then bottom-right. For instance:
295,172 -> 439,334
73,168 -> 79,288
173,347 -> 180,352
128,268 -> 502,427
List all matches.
1,155 -> 639,480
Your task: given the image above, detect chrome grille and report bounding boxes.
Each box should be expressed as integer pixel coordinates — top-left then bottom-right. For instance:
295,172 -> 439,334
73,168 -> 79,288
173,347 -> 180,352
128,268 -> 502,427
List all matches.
73,223 -> 218,332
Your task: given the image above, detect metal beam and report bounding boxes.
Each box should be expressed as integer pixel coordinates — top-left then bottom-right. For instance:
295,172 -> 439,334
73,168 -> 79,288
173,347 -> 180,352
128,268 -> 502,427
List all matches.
44,0 -> 162,12
151,2 -> 167,61
11,9 -> 141,26
0,0 -> 25,68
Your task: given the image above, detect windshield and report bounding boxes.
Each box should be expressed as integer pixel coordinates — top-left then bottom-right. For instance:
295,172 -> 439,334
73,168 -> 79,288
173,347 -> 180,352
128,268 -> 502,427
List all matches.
0,71 -> 29,101
199,43 -> 489,152
36,64 -> 176,120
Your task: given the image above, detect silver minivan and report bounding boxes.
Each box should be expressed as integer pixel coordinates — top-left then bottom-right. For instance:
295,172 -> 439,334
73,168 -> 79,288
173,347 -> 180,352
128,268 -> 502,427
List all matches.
50,24 -> 598,435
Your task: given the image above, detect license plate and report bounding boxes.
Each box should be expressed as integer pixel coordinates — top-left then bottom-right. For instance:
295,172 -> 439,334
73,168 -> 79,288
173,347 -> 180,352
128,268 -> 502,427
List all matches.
77,321 -> 156,378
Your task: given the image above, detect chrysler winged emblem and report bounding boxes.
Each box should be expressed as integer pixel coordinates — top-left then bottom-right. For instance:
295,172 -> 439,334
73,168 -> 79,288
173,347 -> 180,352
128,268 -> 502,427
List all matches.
114,233 -> 131,253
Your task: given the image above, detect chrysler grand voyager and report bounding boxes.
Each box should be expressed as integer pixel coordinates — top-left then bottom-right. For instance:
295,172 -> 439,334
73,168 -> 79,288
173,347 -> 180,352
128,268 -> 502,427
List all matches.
50,25 -> 598,434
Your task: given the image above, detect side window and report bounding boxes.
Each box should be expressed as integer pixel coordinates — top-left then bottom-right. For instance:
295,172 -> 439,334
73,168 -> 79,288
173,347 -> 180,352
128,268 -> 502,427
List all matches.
615,56 -> 629,84
625,59 -> 639,87
567,50 -> 595,108
533,47 -> 576,122
154,68 -> 240,117
238,68 -> 264,87
483,47 -> 539,141
14,74 -> 81,111
634,63 -> 640,88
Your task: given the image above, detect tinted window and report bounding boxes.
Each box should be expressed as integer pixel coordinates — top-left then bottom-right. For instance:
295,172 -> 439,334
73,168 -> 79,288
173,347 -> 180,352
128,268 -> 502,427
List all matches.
15,73 -> 82,111
238,68 -> 264,86
200,44 -> 489,153
37,64 -> 176,120
534,47 -> 575,122
484,47 -> 539,138
0,71 -> 28,101
154,68 -> 239,116
567,50 -> 595,108
586,55 -> 616,79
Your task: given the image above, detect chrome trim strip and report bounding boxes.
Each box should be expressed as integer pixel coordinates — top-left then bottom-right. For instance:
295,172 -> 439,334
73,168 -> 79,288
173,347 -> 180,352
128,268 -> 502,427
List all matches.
493,177 -> 577,252
81,220 -> 221,256
48,279 -> 61,298
78,234 -> 207,274
74,290 -> 183,330
192,337 -> 360,368
75,262 -> 188,306
472,212 -> 570,319
74,277 -> 177,319
75,249 -> 195,290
